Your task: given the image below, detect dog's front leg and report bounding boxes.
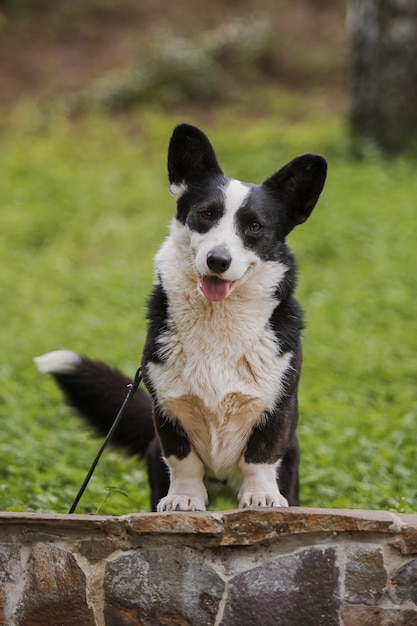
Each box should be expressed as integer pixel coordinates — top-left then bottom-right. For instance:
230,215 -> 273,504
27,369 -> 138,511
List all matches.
237,399 -> 298,508
158,451 -> 208,512
153,406 -> 208,512
238,459 -> 288,508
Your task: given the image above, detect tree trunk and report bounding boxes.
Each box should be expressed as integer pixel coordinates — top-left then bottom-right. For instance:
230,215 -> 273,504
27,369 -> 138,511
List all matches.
349,0 -> 417,155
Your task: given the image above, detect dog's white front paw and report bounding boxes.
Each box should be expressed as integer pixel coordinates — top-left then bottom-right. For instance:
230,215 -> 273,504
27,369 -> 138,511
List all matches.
238,490 -> 288,508
238,460 -> 288,508
157,494 -> 206,512
159,452 -> 208,512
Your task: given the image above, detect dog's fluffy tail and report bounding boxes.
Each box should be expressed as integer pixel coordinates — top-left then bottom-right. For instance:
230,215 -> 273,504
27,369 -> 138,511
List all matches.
34,350 -> 155,457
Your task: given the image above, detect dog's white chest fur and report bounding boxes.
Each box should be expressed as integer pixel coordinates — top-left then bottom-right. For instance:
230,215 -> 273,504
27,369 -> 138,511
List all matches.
147,219 -> 292,477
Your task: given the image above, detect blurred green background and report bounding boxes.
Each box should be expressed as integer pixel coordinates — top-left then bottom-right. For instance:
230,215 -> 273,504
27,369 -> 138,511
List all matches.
0,0 -> 416,514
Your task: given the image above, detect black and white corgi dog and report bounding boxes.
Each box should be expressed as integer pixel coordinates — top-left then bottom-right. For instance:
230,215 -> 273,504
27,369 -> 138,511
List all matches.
35,123 -> 327,512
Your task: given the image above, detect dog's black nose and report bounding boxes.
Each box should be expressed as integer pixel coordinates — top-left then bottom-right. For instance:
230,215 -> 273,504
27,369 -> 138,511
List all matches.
206,248 -> 232,274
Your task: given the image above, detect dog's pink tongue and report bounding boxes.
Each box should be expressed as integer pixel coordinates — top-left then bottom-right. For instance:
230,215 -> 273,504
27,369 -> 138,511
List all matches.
200,276 -> 232,302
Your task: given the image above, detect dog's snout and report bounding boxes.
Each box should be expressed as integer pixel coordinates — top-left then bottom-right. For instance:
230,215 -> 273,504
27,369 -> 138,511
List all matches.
206,248 -> 232,274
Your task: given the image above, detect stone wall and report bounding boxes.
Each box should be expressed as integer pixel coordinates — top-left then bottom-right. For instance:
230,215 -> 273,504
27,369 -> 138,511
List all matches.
1,508 -> 417,625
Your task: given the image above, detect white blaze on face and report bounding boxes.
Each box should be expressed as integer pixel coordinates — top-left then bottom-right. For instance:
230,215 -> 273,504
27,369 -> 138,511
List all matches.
192,179 -> 255,301
223,178 -> 251,215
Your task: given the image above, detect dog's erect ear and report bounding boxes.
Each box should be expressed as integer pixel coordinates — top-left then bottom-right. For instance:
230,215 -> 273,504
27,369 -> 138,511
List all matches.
168,124 -> 223,192
263,154 -> 327,234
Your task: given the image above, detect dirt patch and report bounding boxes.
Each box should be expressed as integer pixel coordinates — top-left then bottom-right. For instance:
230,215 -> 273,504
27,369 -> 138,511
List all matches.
0,0 -> 348,108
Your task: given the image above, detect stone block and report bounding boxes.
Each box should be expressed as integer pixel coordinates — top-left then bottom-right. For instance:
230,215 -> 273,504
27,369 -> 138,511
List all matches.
14,543 -> 95,626
220,547 -> 340,626
104,546 -> 225,626
400,527 -> 417,555
0,587 -> 6,626
390,558 -> 417,605
341,605 -> 417,626
344,547 -> 387,605
219,508 -> 400,546
76,537 -> 119,563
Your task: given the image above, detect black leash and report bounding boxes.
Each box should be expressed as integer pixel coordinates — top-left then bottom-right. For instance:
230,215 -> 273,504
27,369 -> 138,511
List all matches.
68,366 -> 143,514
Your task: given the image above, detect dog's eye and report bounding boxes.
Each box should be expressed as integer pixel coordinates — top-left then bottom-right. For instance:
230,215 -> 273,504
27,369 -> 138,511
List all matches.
248,222 -> 262,233
200,210 -> 213,221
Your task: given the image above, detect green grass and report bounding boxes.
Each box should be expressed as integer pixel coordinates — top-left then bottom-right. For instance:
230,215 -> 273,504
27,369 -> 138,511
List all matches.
0,103 -> 416,514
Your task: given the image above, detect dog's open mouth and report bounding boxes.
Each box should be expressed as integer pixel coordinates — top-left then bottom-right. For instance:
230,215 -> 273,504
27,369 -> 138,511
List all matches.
199,275 -> 234,302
